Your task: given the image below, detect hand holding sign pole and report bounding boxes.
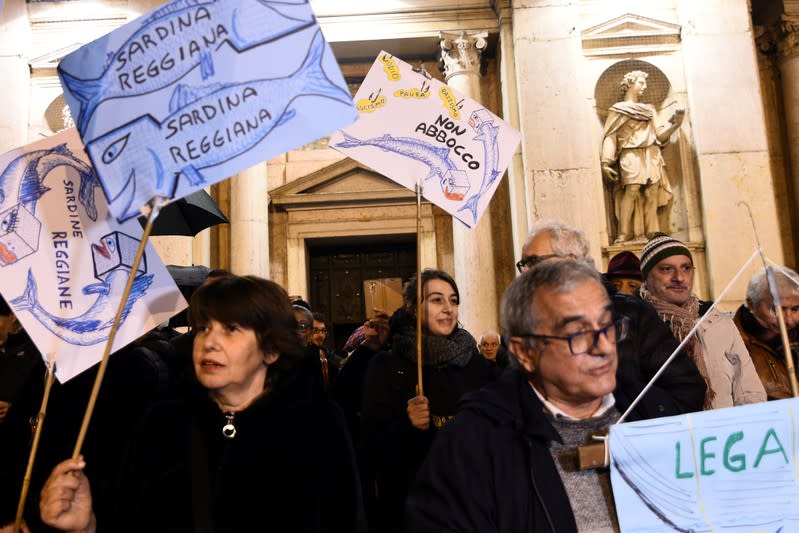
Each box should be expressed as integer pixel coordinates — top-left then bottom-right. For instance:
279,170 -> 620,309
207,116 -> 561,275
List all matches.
0,127 -> 185,533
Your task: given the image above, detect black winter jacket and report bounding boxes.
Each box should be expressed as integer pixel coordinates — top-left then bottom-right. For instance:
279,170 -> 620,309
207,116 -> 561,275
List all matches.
406,367 -> 679,533
361,341 -> 494,532
607,279 -> 706,413
104,366 -> 364,533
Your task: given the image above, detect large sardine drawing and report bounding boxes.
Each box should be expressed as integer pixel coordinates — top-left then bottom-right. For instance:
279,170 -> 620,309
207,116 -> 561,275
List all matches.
59,0 -> 316,134
11,267 -> 153,346
0,143 -> 99,220
457,109 -> 501,224
335,132 -> 458,184
86,29 -> 350,221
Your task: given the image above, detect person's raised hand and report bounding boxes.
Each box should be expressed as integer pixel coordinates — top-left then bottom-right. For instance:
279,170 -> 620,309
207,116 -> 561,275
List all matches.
407,385 -> 430,430
40,456 -> 96,533
363,308 -> 390,350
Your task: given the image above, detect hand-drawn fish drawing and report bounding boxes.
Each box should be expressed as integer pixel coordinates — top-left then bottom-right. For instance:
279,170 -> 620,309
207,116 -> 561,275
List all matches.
335,131 -> 459,185
11,267 -> 154,346
457,109 -> 501,224
0,143 -> 99,220
59,0 -> 316,134
85,29 -> 351,221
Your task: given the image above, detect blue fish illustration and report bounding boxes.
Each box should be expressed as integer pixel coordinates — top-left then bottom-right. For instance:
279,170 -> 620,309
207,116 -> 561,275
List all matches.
335,132 -> 458,184
457,109 -> 501,223
85,29 -> 351,221
59,0 -> 316,134
0,143 -> 99,221
11,267 -> 154,346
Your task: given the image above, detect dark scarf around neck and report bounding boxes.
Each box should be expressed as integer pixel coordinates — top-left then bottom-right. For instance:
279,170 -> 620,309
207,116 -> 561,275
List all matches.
391,326 -> 476,368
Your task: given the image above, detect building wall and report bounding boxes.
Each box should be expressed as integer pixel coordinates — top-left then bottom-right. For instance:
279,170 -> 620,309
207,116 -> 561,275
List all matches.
0,0 -> 793,310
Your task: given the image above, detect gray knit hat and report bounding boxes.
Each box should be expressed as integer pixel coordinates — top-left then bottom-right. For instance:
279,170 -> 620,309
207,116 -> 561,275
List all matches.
639,233 -> 692,280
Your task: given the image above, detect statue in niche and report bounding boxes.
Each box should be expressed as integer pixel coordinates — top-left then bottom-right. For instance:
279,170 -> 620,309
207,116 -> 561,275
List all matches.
601,70 -> 684,243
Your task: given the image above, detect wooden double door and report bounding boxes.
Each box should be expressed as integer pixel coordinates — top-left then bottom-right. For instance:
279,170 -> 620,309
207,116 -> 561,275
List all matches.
308,239 -> 416,354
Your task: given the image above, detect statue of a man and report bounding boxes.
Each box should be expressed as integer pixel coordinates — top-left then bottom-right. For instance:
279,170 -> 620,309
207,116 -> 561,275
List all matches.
601,70 -> 684,243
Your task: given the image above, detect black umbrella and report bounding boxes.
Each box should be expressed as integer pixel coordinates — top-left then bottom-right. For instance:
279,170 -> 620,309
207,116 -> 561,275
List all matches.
138,189 -> 228,237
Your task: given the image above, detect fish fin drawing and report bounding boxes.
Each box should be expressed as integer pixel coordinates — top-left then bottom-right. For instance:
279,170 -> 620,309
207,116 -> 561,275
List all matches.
334,131 -> 363,149
82,281 -> 110,296
10,268 -> 38,312
276,108 -> 296,128
425,167 -> 439,181
228,1 -> 316,52
456,194 -> 480,223
199,50 -> 215,80
58,68 -> 101,135
179,166 -> 207,188
169,82 -> 229,113
120,273 -> 154,321
150,148 -> 167,192
57,317 -> 103,334
77,168 -> 99,221
294,30 -> 352,105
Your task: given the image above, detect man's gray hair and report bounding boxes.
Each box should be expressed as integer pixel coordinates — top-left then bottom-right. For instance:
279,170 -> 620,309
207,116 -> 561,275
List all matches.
746,266 -> 799,308
524,220 -> 592,264
501,260 -> 603,339
479,331 -> 500,344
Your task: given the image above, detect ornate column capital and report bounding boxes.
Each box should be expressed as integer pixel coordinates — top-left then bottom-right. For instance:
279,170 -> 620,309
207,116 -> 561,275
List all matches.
778,14 -> 799,58
438,30 -> 488,81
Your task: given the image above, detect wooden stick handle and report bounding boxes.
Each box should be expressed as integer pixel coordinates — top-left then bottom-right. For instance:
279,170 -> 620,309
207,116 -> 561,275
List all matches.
14,354 -> 56,533
71,198 -> 163,458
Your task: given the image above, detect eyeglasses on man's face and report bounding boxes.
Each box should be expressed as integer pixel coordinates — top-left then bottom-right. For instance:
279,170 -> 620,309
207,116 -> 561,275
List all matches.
516,317 -> 630,355
515,254 -> 561,273
312,327 -> 327,335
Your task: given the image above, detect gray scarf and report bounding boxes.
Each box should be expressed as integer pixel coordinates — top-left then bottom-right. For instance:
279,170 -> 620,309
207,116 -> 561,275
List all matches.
391,326 -> 476,368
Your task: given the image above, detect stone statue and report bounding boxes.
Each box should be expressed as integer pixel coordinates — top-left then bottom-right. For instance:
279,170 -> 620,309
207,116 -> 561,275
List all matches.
601,70 -> 684,243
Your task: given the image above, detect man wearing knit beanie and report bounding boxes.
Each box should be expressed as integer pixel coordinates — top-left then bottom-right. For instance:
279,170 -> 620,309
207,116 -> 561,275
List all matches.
639,233 -> 765,409
517,221 -> 705,414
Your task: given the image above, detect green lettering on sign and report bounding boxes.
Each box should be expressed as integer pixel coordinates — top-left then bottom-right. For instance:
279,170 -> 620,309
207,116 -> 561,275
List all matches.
722,431 -> 745,472
754,428 -> 788,468
675,441 -> 694,479
700,436 -> 716,476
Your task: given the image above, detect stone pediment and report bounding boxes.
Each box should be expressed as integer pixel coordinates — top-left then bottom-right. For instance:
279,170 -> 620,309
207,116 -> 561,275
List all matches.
270,158 -> 416,209
582,13 -> 681,56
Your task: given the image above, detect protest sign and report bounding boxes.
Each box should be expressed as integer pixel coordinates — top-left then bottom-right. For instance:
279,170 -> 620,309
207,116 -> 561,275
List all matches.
0,128 -> 185,382
329,53 -> 521,228
610,398 -> 799,532
57,0 -> 356,222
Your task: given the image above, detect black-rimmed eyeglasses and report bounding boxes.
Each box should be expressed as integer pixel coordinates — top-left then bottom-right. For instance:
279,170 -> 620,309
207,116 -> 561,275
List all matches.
516,317 -> 630,355
515,254 -> 561,273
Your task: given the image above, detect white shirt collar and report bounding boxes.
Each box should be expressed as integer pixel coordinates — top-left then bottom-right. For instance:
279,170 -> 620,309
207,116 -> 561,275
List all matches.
530,383 -> 615,421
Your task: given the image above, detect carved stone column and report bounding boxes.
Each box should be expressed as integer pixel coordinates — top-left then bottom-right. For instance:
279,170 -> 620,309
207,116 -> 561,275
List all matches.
0,0 -> 30,152
230,163 -> 269,277
439,30 -> 498,336
778,14 -> 799,255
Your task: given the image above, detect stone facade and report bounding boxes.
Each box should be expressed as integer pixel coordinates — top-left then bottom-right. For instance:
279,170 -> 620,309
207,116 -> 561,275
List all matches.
0,0 -> 792,335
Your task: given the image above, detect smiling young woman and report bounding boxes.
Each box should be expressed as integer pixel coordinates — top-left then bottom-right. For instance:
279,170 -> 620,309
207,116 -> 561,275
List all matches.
360,268 -> 495,533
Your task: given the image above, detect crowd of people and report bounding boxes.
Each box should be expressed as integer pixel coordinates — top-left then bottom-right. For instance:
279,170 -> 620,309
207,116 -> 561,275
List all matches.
0,219 -> 797,532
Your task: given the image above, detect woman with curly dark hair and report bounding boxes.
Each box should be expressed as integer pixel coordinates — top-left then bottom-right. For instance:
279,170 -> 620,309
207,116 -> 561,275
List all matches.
360,269 -> 494,533
39,274 -> 364,533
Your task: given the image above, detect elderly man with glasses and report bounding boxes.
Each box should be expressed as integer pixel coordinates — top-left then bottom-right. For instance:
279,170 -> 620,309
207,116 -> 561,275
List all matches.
406,260 -> 678,533
514,220 -> 706,415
